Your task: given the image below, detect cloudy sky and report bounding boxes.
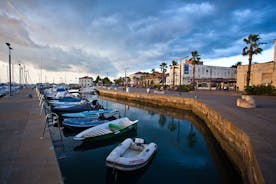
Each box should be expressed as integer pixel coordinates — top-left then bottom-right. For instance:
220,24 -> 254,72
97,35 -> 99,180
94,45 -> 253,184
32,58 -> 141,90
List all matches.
0,0 -> 275,83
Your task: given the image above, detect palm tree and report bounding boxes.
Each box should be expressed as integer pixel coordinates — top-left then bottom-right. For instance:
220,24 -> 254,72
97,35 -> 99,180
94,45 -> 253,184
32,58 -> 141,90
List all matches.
189,51 -> 201,88
231,61 -> 242,68
160,62 -> 167,87
170,60 -> 178,88
242,34 -> 264,88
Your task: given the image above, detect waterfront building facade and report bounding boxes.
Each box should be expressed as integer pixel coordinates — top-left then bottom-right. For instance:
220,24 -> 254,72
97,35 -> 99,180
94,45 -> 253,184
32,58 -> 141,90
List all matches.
129,71 -> 164,87
129,72 -> 145,87
237,62 -> 276,91
237,40 -> 276,91
166,62 -> 237,89
79,76 -> 93,87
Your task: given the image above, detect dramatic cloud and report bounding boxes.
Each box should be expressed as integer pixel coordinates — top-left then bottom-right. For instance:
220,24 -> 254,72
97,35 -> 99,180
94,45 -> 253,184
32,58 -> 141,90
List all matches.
0,0 -> 275,82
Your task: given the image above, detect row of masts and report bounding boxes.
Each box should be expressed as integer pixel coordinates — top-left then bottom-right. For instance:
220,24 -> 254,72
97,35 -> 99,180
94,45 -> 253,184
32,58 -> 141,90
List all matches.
0,63 -> 31,84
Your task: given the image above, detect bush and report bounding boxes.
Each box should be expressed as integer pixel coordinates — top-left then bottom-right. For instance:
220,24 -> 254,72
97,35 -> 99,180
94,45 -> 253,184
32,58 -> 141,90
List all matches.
245,84 -> 275,95
179,84 -> 194,92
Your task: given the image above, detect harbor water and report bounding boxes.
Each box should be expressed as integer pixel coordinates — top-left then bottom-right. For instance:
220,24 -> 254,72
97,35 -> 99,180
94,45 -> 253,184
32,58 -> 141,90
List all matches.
49,95 -> 242,184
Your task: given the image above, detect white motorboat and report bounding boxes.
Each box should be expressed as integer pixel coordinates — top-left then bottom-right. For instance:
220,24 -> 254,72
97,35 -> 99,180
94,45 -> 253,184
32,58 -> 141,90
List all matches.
106,138 -> 157,171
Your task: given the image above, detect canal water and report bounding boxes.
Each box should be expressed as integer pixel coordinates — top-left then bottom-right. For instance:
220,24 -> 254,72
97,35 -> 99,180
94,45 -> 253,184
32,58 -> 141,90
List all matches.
49,96 -> 242,184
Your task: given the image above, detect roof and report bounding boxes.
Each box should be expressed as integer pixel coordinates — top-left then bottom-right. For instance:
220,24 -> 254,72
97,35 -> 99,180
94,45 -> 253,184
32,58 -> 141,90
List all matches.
79,76 -> 93,79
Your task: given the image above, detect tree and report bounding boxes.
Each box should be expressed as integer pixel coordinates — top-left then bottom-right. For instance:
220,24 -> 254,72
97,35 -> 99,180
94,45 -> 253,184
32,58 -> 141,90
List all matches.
114,77 -> 124,86
94,75 -> 101,85
159,62 -> 167,87
231,61 -> 242,68
189,51 -> 201,88
242,34 -> 264,88
170,60 -> 178,88
103,77 -> 112,85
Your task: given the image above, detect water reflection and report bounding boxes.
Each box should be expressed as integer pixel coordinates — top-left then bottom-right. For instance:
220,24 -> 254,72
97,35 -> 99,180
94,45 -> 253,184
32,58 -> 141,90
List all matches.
49,95 -> 242,184
158,114 -> 166,127
188,123 -> 197,148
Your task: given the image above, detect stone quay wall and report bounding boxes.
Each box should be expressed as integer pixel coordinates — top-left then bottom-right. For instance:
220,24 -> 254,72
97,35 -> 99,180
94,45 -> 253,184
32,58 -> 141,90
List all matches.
97,89 -> 264,184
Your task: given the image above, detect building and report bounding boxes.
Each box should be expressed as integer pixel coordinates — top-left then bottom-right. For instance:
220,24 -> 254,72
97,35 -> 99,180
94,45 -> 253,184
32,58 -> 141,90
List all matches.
79,76 -> 93,87
166,61 -> 237,89
129,71 -> 165,87
129,72 -> 145,87
237,40 -> 276,91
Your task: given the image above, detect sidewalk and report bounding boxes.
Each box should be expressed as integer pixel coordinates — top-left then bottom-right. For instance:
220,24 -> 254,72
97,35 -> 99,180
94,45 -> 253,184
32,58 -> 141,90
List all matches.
195,92 -> 276,184
0,88 -> 62,184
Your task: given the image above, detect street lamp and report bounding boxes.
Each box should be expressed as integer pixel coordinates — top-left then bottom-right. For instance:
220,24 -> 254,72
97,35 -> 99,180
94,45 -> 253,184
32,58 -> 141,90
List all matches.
5,42 -> 13,96
124,67 -> 129,92
18,64 -> 21,86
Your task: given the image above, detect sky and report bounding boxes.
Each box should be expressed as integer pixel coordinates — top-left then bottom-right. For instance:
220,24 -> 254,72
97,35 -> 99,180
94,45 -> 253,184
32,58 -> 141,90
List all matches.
0,0 -> 275,83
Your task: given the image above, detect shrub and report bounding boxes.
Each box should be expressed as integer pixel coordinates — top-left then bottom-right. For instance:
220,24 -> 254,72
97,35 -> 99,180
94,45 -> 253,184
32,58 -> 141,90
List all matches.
179,84 -> 194,92
245,84 -> 275,95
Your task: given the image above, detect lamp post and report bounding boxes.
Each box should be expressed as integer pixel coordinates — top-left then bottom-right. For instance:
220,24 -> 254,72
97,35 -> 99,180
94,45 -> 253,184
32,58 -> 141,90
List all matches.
5,43 -> 13,96
124,67 -> 129,92
18,64 -> 21,86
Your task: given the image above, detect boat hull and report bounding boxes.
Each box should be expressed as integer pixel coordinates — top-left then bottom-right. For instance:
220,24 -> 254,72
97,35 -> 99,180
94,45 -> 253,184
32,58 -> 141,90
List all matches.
79,123 -> 137,142
106,138 -> 157,171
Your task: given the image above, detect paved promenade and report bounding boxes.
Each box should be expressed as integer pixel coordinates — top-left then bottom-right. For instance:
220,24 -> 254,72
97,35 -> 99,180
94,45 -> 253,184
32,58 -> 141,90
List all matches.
109,87 -> 276,184
0,88 -> 62,184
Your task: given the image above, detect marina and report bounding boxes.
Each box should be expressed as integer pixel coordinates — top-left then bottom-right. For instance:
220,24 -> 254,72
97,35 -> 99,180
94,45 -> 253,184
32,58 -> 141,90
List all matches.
45,92 -> 241,184
0,86 -> 276,183
1,1 -> 276,183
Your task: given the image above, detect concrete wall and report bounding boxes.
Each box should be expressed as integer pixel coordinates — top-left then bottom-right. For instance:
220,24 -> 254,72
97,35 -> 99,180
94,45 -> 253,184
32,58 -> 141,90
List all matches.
237,62 -> 276,91
98,89 -> 264,184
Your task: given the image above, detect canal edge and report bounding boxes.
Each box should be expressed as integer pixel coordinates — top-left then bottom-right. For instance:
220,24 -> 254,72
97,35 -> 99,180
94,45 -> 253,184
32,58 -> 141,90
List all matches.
97,89 -> 265,184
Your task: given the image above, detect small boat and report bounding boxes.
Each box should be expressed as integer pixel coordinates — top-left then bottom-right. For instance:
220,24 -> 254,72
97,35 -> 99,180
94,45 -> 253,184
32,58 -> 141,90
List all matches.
73,117 -> 138,141
63,114 -> 118,129
63,118 -> 109,129
52,99 -> 103,114
62,109 -> 118,118
106,138 -> 157,171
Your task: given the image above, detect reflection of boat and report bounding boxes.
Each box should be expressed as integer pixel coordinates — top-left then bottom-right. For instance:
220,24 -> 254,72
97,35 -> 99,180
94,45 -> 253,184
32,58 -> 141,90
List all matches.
73,129 -> 137,151
106,138 -> 157,171
105,158 -> 154,184
73,117 -> 138,141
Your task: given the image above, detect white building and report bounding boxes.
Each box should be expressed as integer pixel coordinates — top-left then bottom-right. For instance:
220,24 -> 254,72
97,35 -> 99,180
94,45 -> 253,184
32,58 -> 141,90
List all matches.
79,76 -> 93,87
166,63 -> 236,88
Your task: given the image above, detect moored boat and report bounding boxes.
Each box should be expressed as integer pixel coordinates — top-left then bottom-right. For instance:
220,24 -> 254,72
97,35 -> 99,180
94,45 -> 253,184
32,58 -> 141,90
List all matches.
63,113 -> 118,129
73,117 -> 138,141
106,138 -> 157,171
63,118 -> 109,129
62,109 -> 118,118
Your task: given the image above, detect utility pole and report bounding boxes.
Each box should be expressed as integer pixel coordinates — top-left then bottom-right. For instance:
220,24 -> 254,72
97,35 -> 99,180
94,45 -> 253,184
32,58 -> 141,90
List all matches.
5,43 -> 13,96
124,67 -> 129,91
